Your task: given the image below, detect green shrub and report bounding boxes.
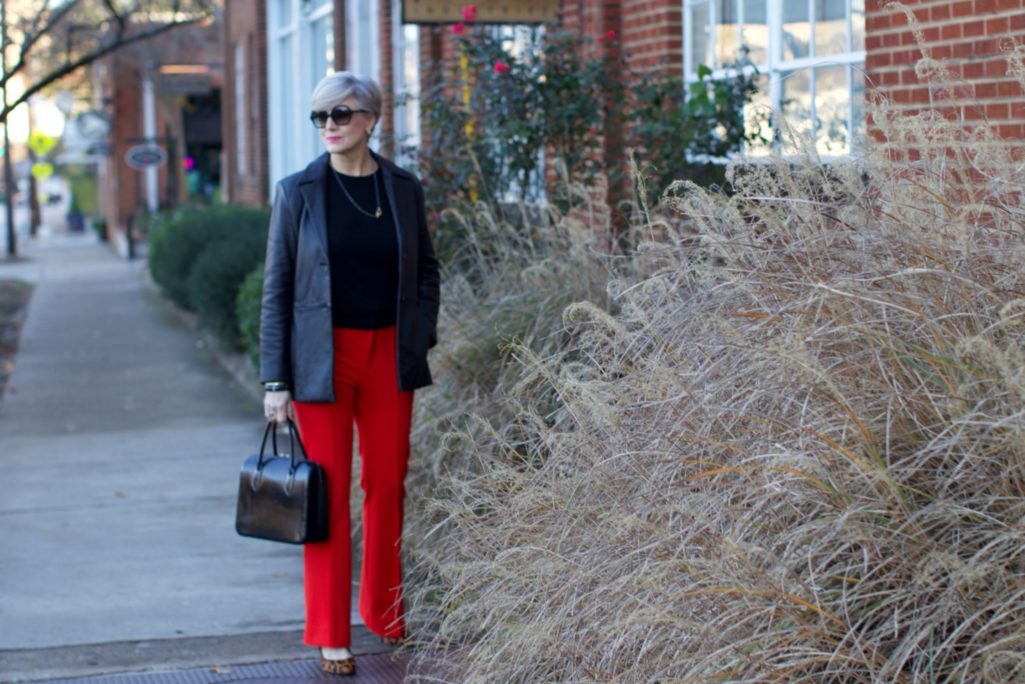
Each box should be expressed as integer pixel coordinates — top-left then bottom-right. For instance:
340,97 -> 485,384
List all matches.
148,205 -> 268,311
65,167 -> 99,216
148,206 -> 228,308
186,216 -> 268,346
236,265 -> 264,369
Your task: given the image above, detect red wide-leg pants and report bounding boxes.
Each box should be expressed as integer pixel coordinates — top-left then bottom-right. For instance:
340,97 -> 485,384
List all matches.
292,326 -> 413,648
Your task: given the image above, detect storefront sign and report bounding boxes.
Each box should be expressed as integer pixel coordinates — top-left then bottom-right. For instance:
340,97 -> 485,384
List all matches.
125,144 -> 168,170
402,0 -> 558,24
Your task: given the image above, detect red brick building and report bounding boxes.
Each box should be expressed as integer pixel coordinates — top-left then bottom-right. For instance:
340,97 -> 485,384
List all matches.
94,18 -> 223,255
221,2 -> 270,207
221,1 -> 1025,208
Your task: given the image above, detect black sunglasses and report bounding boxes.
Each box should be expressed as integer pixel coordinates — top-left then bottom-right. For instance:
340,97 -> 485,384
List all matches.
309,105 -> 372,129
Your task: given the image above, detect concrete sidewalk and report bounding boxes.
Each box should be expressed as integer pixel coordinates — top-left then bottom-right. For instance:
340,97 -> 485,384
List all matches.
0,232 -> 403,682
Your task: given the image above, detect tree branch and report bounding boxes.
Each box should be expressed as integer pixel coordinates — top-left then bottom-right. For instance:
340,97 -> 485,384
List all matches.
0,12 -> 211,124
3,0 -> 84,92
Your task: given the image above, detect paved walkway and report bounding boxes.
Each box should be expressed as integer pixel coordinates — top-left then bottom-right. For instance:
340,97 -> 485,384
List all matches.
0,230 -> 404,682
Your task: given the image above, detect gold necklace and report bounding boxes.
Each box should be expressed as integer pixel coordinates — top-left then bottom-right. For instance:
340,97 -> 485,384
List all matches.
331,164 -> 382,220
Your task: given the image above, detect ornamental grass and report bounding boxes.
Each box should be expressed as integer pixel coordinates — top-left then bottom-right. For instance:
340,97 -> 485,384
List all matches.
402,60 -> 1025,682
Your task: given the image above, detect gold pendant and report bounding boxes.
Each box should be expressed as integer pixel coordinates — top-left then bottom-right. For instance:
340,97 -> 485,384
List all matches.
375,207 -> 382,219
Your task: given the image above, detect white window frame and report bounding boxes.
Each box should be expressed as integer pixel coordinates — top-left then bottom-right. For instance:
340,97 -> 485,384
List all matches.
683,0 -> 866,156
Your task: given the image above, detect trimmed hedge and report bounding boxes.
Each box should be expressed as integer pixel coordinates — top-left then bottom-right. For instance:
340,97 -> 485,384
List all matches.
148,205 -> 270,345
236,265 -> 264,368
149,206 -> 231,309
187,235 -> 266,346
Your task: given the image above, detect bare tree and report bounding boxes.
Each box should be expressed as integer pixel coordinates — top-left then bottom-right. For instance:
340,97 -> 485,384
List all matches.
1,0 -> 219,257
1,0 -> 218,123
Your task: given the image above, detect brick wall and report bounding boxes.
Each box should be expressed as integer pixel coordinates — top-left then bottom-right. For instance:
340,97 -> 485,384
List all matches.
865,0 -> 1025,140
103,57 -> 143,241
222,0 -> 269,207
619,0 -> 683,76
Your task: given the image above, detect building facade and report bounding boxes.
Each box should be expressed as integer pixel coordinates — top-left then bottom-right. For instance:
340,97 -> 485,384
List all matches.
94,18 -> 223,254
222,1 -> 270,207
221,0 -> 1025,208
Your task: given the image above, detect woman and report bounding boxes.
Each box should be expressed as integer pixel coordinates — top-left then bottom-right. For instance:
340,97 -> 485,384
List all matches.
259,71 -> 439,676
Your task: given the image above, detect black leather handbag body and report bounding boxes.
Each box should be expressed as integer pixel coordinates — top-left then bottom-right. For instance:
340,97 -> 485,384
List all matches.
235,420 -> 328,544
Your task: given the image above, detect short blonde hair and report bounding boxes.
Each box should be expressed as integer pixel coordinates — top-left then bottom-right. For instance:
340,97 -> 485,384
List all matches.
311,71 -> 382,122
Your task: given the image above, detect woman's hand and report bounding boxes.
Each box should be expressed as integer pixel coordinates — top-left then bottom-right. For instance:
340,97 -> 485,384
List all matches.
264,390 -> 295,424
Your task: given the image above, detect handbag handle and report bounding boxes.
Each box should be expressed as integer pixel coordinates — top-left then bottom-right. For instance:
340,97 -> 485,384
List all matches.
257,419 -> 312,473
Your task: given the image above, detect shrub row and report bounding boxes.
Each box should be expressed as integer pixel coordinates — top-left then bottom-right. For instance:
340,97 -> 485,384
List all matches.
148,205 -> 269,351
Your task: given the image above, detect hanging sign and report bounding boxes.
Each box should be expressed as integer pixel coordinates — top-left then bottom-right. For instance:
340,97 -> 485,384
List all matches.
125,144 -> 168,170
402,0 -> 558,24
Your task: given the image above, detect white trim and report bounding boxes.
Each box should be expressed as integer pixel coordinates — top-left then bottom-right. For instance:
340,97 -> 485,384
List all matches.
142,77 -> 159,212
234,41 -> 247,175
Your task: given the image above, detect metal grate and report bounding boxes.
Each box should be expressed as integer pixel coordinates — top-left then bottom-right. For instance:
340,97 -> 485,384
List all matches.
41,654 -> 410,684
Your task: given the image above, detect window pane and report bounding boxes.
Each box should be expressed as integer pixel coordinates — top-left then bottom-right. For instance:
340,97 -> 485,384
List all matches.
814,64 -> 848,154
741,0 -> 768,64
782,0 -> 810,61
311,15 -> 334,79
691,0 -> 712,72
717,0 -> 741,67
780,68 -> 811,154
851,65 -> 866,149
279,0 -> 292,26
850,0 -> 865,51
814,0 -> 847,56
398,23 -> 421,153
279,37 -> 296,171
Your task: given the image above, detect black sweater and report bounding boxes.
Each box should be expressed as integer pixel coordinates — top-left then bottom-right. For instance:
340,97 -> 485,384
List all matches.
325,167 -> 399,328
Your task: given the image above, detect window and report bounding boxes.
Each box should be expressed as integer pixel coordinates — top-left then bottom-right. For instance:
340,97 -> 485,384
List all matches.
266,0 -> 337,194
684,0 -> 866,156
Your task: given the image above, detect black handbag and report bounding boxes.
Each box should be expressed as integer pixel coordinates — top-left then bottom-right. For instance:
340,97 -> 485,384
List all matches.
235,419 -> 328,544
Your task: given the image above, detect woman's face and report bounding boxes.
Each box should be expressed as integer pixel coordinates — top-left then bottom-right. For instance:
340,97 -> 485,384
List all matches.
318,97 -> 376,157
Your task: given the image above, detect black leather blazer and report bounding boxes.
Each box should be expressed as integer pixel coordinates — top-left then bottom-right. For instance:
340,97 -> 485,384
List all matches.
259,151 -> 440,402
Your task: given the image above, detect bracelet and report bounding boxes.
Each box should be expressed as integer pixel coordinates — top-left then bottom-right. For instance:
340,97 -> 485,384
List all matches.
263,381 -> 289,392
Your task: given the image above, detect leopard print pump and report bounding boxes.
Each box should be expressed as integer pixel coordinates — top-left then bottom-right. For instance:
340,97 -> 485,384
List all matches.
320,652 -> 356,676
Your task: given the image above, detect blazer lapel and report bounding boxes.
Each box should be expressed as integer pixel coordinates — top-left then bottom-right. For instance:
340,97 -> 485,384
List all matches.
298,153 -> 330,254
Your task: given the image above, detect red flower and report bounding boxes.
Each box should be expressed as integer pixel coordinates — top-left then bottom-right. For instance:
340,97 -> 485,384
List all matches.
493,60 -> 510,74
461,5 -> 477,22
451,22 -> 465,36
